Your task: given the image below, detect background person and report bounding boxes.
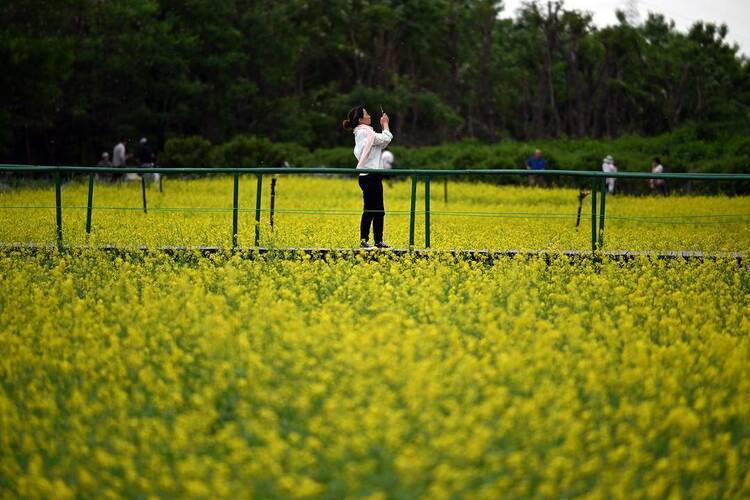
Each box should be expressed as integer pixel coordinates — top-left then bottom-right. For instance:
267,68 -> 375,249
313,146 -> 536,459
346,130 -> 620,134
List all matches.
381,150 -> 394,170
381,149 -> 395,186
526,148 -> 547,186
138,137 -> 159,184
343,106 -> 393,249
650,157 -> 668,195
97,152 -> 113,182
602,155 -> 618,194
97,152 -> 112,167
112,138 -> 129,181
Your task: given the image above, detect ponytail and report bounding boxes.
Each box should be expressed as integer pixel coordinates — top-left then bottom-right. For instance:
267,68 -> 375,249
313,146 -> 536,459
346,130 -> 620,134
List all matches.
343,106 -> 365,130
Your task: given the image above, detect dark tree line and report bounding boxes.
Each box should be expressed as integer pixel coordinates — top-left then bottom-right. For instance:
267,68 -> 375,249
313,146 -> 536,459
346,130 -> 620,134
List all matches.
2,0 -> 749,164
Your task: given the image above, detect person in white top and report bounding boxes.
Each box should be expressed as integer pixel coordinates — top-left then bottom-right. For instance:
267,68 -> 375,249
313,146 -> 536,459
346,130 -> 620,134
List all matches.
650,157 -> 668,195
381,149 -> 395,187
381,150 -> 394,170
343,106 -> 393,248
602,155 -> 618,194
112,138 -> 127,167
112,138 -> 130,181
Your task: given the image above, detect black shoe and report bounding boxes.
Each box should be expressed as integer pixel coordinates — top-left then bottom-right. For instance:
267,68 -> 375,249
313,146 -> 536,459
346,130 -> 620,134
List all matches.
360,239 -> 374,249
374,241 -> 391,249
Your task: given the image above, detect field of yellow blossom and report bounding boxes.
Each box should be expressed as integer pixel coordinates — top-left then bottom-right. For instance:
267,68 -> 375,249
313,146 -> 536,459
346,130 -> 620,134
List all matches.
0,175 -> 748,251
1,248 -> 749,498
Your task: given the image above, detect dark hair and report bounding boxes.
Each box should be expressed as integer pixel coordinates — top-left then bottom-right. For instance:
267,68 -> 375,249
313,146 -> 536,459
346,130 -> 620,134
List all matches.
342,106 -> 365,129
653,157 -> 661,164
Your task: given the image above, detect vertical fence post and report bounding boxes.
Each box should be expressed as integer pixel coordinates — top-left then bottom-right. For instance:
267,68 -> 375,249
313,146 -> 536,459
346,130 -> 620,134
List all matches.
270,177 -> 277,230
159,174 -> 163,193
591,177 -> 597,253
55,169 -> 63,250
85,173 -> 95,234
409,175 -> 417,249
599,178 -> 607,249
232,173 -> 239,249
443,178 -> 448,204
255,173 -> 263,247
141,174 -> 147,213
424,175 -> 431,248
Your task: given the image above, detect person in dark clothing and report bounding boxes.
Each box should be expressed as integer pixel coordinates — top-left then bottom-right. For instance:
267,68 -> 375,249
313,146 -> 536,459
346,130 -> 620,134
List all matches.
138,137 -> 159,184
138,138 -> 155,165
526,148 -> 547,186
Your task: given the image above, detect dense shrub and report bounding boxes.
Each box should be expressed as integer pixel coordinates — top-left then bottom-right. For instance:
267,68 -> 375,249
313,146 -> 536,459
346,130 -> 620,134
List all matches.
211,136 -> 279,168
160,136 -> 213,167
161,127 -> 750,184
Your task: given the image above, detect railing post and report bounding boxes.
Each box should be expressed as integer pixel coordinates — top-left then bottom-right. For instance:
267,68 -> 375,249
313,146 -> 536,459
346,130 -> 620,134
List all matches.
159,174 -> 163,193
141,174 -> 147,213
599,178 -> 607,249
270,177 -> 277,230
591,177 -> 597,253
85,173 -> 95,234
424,175 -> 431,248
443,178 -> 448,204
409,175 -> 417,249
255,173 -> 263,247
232,173 -> 239,249
55,169 -> 63,250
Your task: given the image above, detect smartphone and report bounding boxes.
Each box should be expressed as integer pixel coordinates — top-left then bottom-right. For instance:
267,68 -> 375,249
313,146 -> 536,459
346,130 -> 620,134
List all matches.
380,105 -> 385,115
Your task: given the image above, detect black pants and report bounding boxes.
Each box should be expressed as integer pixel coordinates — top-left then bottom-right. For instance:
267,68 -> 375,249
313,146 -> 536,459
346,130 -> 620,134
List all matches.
358,174 -> 384,243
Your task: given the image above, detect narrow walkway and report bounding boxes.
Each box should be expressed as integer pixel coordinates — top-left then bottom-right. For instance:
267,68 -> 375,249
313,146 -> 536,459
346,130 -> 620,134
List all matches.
0,244 -> 744,263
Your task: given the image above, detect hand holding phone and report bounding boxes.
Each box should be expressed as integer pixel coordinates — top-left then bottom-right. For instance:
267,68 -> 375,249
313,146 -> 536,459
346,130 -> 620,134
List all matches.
380,112 -> 389,129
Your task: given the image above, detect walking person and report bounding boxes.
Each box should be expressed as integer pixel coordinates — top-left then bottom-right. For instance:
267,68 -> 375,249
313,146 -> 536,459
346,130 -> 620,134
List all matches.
138,137 -> 159,184
381,149 -> 395,186
381,150 -> 394,171
113,137 -> 129,181
650,158 -> 668,195
343,106 -> 393,248
602,155 -> 618,194
526,148 -> 547,187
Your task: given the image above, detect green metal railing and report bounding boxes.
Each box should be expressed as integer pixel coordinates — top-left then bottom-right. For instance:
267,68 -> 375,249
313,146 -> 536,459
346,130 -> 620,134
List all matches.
1,164 -> 749,252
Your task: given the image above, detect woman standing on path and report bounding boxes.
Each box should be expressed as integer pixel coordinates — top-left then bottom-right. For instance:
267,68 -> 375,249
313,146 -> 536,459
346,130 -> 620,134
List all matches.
342,106 -> 393,248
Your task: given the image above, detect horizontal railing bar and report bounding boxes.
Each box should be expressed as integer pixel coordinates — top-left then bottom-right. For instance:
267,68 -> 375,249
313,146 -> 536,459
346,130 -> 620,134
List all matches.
1,164 -> 749,181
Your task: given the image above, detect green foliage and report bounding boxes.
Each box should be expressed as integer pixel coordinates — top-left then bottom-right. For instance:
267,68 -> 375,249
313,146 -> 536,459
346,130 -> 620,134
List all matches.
305,148 -> 355,169
161,136 -> 213,167
161,135 -> 311,169
211,136 -> 273,168
159,126 -> 750,179
1,0 -> 749,164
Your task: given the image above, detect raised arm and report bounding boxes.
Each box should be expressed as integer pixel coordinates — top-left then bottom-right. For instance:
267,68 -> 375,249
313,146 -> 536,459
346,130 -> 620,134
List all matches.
373,113 -> 393,146
372,129 -> 393,147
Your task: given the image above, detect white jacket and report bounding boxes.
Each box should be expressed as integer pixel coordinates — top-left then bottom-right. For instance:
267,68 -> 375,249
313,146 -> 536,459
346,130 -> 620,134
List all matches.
353,124 -> 393,174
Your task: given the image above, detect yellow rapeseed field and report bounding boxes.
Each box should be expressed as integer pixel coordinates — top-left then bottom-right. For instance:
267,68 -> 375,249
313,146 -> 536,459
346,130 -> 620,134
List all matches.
1,250 -> 749,498
0,175 -> 748,251
1,176 -> 749,497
